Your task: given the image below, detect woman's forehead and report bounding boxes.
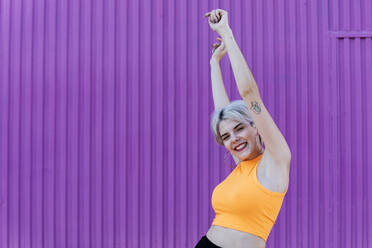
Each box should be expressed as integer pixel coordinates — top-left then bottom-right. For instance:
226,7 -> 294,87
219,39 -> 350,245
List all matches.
219,119 -> 243,132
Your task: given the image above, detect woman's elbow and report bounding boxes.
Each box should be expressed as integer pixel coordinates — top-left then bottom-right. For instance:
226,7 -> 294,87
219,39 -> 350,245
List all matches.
285,149 -> 292,163
281,147 -> 292,164
272,146 -> 291,165
240,83 -> 259,99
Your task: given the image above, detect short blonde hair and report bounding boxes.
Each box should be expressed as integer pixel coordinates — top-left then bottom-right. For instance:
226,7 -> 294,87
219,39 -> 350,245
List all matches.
210,100 -> 262,146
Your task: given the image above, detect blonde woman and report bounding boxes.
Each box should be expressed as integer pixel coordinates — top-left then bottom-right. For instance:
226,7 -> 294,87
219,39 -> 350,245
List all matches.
195,9 -> 291,248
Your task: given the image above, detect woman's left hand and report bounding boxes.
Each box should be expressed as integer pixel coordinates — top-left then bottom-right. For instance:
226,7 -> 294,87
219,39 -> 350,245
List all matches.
211,37 -> 227,62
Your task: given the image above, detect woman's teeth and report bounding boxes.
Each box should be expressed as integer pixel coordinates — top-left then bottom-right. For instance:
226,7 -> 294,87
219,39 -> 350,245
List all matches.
235,142 -> 247,151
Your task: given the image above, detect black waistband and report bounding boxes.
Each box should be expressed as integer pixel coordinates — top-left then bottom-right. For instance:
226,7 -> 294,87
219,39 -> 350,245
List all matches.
195,235 -> 222,248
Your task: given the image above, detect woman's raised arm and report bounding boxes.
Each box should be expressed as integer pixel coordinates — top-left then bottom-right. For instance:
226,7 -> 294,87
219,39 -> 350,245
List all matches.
209,38 -> 230,109
206,9 -> 291,167
206,23 -> 241,165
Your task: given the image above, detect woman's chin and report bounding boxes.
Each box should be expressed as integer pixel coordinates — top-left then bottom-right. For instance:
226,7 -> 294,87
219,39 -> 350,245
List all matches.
238,148 -> 261,161
235,150 -> 250,160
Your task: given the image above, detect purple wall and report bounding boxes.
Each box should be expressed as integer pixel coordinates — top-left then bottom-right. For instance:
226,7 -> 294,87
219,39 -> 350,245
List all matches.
0,0 -> 371,247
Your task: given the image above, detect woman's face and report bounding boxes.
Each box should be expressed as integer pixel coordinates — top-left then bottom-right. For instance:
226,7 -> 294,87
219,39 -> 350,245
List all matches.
219,119 -> 261,161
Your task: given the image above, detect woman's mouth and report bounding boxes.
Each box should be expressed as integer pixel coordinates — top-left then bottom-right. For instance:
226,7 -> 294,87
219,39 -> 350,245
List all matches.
234,142 -> 248,152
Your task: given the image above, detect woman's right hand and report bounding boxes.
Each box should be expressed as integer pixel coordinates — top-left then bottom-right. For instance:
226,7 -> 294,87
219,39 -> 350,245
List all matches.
204,9 -> 231,37
211,37 -> 227,63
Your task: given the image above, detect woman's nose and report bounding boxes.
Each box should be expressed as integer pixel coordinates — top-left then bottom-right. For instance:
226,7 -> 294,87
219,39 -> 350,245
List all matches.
230,133 -> 239,142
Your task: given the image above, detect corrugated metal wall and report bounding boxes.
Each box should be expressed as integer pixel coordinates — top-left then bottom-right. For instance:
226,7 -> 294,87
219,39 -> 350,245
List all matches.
0,0 -> 371,247
328,0 -> 372,247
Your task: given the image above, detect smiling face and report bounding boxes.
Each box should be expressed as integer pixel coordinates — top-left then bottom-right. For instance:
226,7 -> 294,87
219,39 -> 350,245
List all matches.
219,118 -> 262,161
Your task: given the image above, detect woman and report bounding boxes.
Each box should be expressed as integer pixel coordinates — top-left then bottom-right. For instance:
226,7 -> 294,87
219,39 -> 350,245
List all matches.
195,9 -> 291,248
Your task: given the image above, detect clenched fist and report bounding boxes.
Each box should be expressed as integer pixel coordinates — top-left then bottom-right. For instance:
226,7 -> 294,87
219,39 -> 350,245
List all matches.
211,37 -> 227,62
204,9 -> 231,37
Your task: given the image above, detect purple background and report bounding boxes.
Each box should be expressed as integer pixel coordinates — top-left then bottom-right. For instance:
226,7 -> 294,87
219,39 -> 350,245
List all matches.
1,0 -> 372,247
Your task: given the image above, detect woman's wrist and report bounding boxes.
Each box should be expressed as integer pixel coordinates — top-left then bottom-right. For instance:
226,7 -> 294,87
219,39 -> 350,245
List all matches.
210,57 -> 221,65
218,26 -> 233,39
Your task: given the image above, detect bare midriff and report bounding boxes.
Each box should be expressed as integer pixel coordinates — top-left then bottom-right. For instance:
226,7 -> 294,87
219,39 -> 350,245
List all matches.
206,225 -> 266,248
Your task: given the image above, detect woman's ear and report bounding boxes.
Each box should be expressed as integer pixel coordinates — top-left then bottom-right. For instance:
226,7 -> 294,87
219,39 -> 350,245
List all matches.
250,121 -> 259,133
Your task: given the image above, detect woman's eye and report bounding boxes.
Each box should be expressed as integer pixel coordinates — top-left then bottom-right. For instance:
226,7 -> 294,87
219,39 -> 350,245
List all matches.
223,136 -> 229,140
237,127 -> 243,131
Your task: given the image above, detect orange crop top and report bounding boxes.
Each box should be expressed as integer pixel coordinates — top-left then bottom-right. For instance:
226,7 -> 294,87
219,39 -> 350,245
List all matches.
211,154 -> 287,242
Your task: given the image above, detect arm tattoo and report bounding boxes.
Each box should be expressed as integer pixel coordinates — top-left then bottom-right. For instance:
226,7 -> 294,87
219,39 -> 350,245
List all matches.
250,101 -> 261,114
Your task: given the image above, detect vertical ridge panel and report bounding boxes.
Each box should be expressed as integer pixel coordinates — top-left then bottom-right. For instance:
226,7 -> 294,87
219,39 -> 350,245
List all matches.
0,2 -> 10,246
90,0 -> 103,246
30,0 -> 45,246
187,0 -> 198,245
66,0 -> 80,246
351,38 -> 363,248
19,0 -> 33,246
198,0 -> 211,244
126,0 -> 139,246
102,0 -> 115,246
78,0 -> 92,246
8,0 -> 22,247
54,0 -> 68,247
164,0 -> 176,246
364,38 -> 372,247
285,1 -> 298,247
43,0 -> 57,247
138,0 -> 151,247
296,0 -> 310,246
174,0 -> 187,247
114,0 -> 127,246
